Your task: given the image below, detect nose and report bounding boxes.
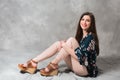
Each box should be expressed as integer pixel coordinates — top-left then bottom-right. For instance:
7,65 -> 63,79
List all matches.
83,21 -> 87,24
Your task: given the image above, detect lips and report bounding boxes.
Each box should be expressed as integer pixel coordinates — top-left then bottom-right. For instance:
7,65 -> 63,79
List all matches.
82,24 -> 87,27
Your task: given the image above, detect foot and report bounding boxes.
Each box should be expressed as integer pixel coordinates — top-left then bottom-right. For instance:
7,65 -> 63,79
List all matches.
40,62 -> 58,76
18,59 -> 38,74
22,59 -> 38,68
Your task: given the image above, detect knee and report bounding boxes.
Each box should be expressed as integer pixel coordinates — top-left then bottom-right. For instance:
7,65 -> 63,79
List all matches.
67,37 -> 75,42
54,41 -> 60,44
68,37 -> 75,40
54,41 -> 62,51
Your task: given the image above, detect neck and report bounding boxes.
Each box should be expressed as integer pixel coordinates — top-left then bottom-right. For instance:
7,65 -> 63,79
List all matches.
83,30 -> 88,38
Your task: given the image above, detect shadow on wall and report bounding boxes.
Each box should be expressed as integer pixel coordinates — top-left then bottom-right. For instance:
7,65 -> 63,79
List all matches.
97,54 -> 120,76
98,14 -> 120,76
110,18 -> 120,55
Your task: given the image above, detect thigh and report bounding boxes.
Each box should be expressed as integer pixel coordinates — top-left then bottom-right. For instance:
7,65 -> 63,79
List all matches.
71,57 -> 88,76
64,55 -> 88,76
66,37 -> 79,49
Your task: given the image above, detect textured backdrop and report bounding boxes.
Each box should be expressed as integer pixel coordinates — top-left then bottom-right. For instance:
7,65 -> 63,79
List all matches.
0,0 -> 120,80
0,0 -> 120,57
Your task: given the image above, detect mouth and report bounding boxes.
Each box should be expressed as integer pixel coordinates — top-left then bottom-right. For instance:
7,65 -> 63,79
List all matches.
82,24 -> 87,27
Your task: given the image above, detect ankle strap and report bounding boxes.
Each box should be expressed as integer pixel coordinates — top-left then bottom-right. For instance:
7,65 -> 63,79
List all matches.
31,59 -> 38,64
49,62 -> 58,69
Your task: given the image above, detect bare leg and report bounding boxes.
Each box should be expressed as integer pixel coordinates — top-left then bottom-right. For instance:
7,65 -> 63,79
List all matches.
38,37 -> 88,76
22,41 -> 62,67
52,37 -> 79,66
32,41 -> 62,62
63,37 -> 88,76
51,48 -> 69,64
42,46 -> 70,72
51,37 -> 88,76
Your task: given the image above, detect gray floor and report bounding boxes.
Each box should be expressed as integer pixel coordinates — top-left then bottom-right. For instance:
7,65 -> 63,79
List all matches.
0,50 -> 120,80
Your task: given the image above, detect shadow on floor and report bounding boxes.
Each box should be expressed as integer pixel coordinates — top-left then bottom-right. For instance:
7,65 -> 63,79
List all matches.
58,54 -> 120,77
97,54 -> 120,76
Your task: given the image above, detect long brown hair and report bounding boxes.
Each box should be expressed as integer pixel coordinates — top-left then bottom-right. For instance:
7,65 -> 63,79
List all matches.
75,12 -> 99,55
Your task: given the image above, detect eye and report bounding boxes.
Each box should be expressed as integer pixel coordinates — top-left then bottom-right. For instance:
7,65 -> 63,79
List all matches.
81,18 -> 84,21
86,19 -> 90,22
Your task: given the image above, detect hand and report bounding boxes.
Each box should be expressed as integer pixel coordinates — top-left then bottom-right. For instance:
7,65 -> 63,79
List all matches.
62,42 -> 73,49
61,42 -> 66,47
60,40 -> 73,49
60,40 -> 66,48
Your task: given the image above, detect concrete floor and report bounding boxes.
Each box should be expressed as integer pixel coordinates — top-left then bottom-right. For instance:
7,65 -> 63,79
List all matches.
0,50 -> 120,80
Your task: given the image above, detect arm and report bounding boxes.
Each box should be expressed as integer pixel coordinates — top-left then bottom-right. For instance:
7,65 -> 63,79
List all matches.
75,34 -> 97,65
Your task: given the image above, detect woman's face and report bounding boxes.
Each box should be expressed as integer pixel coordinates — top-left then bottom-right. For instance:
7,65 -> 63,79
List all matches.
80,15 -> 91,31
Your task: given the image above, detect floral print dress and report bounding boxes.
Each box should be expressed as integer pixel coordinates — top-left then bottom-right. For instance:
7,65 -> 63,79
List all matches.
75,33 -> 98,77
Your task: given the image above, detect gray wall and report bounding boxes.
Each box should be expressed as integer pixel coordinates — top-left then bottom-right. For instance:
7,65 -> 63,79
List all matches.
0,0 -> 120,56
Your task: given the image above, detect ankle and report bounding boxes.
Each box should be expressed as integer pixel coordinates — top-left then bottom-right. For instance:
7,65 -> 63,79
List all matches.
32,58 -> 40,63
31,59 -> 38,64
51,60 -> 59,65
30,59 -> 38,67
50,62 -> 58,69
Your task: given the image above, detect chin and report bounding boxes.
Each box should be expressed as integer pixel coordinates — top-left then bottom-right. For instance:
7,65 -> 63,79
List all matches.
82,28 -> 88,31
82,27 -> 88,30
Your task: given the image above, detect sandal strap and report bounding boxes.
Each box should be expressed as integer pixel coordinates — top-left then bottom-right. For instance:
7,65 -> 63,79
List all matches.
25,59 -> 38,68
46,62 -> 58,72
31,59 -> 38,64
26,59 -> 38,64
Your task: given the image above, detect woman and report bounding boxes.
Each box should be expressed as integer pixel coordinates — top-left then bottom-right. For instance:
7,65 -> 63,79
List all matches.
18,12 -> 99,77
